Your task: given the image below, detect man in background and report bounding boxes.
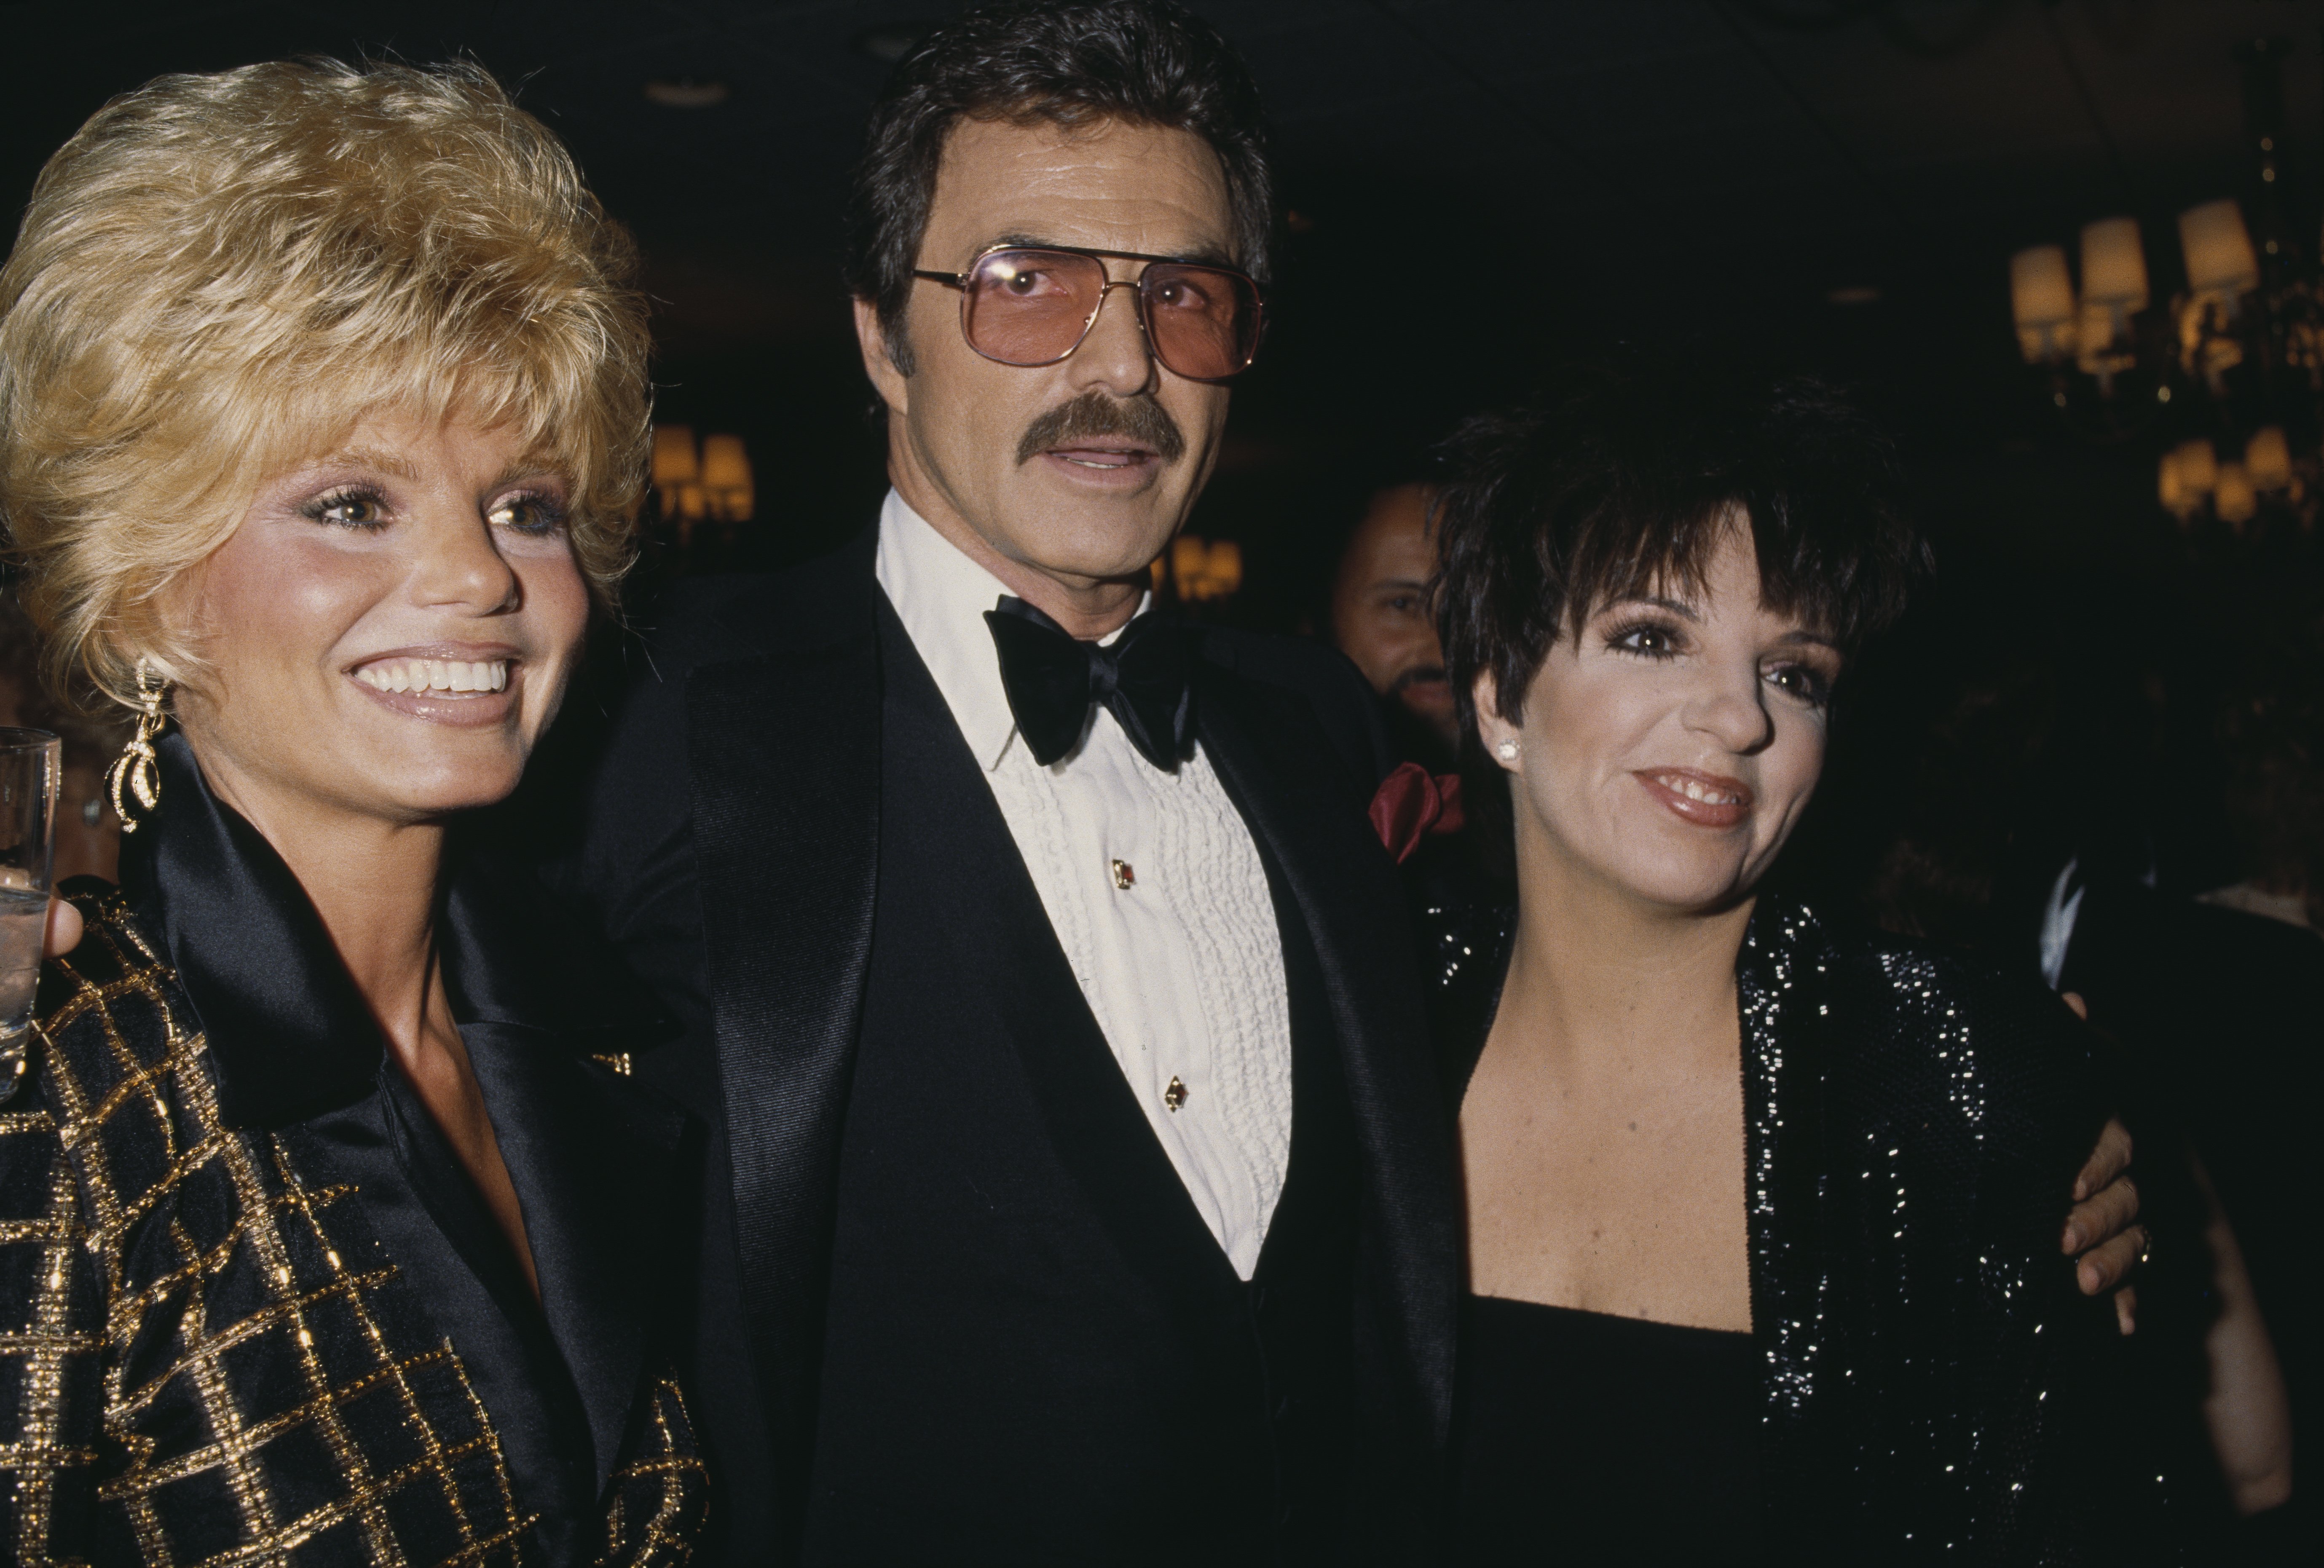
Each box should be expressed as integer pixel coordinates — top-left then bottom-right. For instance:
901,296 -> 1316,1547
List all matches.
1330,480 -> 1456,769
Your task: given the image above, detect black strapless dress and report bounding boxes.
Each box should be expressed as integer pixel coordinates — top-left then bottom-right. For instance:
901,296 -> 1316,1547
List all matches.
1453,1293 -> 1761,1564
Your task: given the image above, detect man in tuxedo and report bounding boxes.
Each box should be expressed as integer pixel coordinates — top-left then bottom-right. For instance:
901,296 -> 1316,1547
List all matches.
540,2 -> 2147,1561
555,5 -> 1450,1560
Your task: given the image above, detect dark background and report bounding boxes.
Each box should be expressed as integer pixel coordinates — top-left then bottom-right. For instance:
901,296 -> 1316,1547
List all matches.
6,0 -> 2321,888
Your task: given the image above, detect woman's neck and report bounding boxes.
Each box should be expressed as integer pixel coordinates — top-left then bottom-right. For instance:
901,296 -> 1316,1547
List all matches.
1499,836 -> 1754,1077
198,760 -> 447,1051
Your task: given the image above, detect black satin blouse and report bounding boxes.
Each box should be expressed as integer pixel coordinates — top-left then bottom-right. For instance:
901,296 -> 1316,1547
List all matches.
100,731 -> 702,1564
1427,897 -> 2175,1565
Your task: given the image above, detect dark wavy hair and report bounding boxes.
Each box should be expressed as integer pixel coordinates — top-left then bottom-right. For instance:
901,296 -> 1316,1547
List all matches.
844,0 -> 1273,375
1434,366 -> 1932,748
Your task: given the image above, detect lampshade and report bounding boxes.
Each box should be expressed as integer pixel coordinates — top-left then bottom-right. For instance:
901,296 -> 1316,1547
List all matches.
1171,534 -> 1211,596
2172,438 -> 2219,494
2245,425 -> 2294,491
2179,200 -> 2259,298
2010,245 -> 2075,362
700,433 -> 751,491
699,433 -> 754,522
651,425 -> 700,487
2214,460 -> 2258,525
2158,449 -> 2189,514
2203,458 -> 2259,525
1205,540 -> 1244,599
2079,217 -> 2149,311
2076,299 -> 2120,356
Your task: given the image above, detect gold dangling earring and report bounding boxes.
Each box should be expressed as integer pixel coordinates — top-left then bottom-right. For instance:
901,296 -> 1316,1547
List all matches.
106,660 -> 168,835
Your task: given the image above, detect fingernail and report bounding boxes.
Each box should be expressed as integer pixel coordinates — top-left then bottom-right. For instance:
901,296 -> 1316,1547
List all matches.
2062,1225 -> 2084,1253
2078,1262 -> 2098,1293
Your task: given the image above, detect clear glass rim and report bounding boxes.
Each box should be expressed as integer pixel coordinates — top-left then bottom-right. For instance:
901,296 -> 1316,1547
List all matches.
0,728 -> 59,754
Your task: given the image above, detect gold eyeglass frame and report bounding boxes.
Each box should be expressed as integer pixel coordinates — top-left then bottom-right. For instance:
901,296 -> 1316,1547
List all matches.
910,243 -> 1266,383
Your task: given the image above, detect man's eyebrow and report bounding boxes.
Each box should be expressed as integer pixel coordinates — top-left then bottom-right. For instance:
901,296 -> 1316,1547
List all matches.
985,232 -> 1240,270
1373,576 -> 1430,592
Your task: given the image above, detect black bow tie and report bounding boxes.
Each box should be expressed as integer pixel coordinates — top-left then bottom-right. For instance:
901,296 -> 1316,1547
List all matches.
984,596 -> 1194,771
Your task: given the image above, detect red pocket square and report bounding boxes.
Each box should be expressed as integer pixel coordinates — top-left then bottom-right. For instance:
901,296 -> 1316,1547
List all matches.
1367,761 -> 1465,864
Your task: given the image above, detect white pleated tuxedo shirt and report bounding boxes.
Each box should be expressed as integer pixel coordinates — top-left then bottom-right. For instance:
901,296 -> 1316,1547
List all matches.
874,491 -> 1293,1279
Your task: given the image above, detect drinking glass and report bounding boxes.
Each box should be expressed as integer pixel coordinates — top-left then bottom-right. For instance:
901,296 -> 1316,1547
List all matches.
0,729 -> 62,1065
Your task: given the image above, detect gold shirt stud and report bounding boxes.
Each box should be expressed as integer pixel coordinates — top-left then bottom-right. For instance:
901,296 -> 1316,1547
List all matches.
1110,859 -> 1136,890
1164,1076 -> 1187,1112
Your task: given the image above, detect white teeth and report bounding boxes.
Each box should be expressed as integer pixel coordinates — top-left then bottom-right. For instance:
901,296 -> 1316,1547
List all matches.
355,658 -> 509,696
1664,774 -> 1739,805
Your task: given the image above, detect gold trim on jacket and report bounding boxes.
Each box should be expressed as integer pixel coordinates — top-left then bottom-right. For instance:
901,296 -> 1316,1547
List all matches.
0,891 -> 705,1566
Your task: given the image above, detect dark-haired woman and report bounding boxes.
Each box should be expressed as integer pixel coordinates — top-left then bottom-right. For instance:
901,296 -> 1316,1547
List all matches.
1427,374 -> 2165,1563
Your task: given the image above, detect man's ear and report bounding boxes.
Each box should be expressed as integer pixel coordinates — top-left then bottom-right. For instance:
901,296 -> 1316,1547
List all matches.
852,296 -> 910,419
1474,670 -> 1522,773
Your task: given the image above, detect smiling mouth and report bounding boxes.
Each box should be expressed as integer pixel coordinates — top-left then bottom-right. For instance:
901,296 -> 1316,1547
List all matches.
1635,768 -> 1754,827
1655,772 -> 1744,805
353,657 -> 509,695
1045,443 -> 1157,470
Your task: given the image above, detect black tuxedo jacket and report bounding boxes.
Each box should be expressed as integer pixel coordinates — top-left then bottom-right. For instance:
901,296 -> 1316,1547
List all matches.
534,532 -> 1460,1563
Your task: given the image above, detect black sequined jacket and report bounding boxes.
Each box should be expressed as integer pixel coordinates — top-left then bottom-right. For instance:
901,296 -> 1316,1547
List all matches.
0,736 -> 708,1566
1429,895 -> 2172,1563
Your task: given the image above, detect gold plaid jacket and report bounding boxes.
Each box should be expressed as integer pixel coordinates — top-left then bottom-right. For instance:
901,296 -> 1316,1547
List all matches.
0,888 -> 708,1567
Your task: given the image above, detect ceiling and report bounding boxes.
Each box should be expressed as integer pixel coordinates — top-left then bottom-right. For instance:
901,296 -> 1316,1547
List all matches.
5,0 -> 2321,588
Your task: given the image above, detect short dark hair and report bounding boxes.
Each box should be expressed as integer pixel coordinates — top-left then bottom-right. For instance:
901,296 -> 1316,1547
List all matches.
1435,366 -> 1930,743
844,0 -> 1273,374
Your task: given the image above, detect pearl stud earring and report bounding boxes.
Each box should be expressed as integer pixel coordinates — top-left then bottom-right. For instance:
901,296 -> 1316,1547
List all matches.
1496,739 -> 1519,761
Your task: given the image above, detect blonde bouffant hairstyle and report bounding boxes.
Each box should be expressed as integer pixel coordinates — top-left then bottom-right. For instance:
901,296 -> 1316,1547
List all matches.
0,57 -> 651,712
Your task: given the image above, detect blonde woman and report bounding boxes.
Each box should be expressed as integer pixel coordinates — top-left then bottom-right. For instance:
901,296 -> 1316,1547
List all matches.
0,61 -> 705,1563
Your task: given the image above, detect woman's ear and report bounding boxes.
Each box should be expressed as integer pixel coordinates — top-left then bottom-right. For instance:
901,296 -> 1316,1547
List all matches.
1474,670 -> 1522,773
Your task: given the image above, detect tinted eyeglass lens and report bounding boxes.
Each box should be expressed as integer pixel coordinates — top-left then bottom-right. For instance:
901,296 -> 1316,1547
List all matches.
1141,264 -> 1260,381
962,250 -> 1108,366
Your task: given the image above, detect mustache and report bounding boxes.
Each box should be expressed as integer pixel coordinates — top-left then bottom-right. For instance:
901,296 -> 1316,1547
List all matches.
1015,391 -> 1187,466
1391,665 -> 1450,695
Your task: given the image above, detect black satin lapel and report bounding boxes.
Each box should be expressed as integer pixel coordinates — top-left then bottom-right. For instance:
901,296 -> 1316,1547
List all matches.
686,579 -> 882,1443
462,1024 -> 686,1487
876,602 -> 1240,1315
1191,665 -> 1462,1444
118,731 -> 382,1126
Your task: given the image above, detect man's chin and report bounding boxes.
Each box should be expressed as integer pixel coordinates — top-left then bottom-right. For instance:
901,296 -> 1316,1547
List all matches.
1002,481 -> 1184,573
1385,693 -> 1461,770
1397,684 -> 1456,725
